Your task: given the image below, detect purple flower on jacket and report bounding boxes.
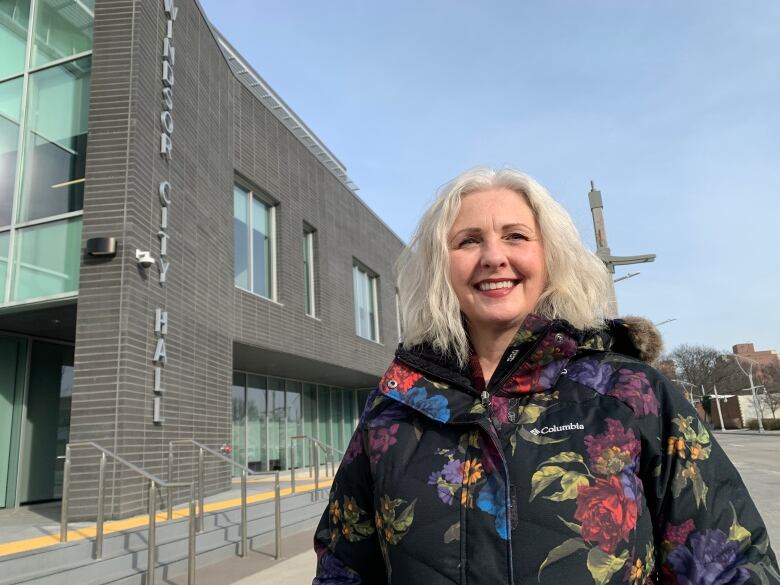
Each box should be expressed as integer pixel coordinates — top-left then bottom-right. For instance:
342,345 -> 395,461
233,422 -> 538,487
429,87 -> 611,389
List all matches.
428,459 -> 464,505
342,432 -> 363,466
566,358 -> 614,393
368,423 -> 399,465
666,529 -> 749,585
313,545 -> 361,585
620,468 -> 641,500
538,360 -> 566,389
609,368 -> 659,417
584,418 -> 641,476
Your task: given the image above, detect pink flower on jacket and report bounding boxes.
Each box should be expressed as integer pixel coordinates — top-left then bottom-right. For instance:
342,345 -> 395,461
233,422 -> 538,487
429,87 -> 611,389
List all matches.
368,423 -> 399,465
584,418 -> 641,476
609,369 -> 659,416
664,518 -> 696,546
342,432 -> 364,466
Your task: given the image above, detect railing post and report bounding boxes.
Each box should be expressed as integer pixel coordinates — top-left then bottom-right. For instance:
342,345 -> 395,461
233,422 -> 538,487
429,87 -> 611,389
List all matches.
167,443 -> 174,520
148,481 -> 157,585
188,484 -> 196,585
309,441 -> 314,478
240,471 -> 248,557
198,448 -> 205,532
314,447 -> 320,500
60,444 -> 71,542
290,439 -> 296,493
274,471 -> 281,560
95,452 -> 106,559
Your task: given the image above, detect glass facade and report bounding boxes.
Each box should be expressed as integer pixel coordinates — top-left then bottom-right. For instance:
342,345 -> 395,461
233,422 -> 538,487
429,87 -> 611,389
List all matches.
353,264 -> 378,341
0,0 -> 92,306
234,184 -> 275,299
231,372 -> 363,474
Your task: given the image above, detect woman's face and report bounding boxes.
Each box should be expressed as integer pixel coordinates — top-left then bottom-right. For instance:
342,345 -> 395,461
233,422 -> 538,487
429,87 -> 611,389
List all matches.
448,188 -> 547,337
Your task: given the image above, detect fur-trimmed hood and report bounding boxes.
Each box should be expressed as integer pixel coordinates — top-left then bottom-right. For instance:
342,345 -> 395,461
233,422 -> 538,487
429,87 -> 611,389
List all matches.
603,316 -> 664,364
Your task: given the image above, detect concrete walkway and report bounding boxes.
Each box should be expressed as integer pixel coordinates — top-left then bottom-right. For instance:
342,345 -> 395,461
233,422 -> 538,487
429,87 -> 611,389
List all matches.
230,549 -> 316,585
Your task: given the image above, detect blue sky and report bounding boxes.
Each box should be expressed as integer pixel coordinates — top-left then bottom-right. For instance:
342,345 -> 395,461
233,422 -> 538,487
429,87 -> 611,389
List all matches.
200,0 -> 780,355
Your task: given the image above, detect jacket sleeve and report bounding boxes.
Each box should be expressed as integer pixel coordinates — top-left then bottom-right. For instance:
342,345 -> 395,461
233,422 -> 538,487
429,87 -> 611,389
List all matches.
313,413 -> 387,584
638,369 -> 780,584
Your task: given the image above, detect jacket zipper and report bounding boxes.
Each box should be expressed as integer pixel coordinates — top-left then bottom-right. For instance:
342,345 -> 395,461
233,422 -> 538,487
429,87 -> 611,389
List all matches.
394,355 -> 517,584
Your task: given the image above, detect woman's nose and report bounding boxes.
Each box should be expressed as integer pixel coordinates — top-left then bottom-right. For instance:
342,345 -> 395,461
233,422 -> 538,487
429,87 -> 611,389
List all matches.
480,238 -> 508,268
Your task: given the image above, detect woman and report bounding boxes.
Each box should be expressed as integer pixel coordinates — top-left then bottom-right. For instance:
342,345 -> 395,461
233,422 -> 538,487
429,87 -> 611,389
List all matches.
313,168 -> 779,585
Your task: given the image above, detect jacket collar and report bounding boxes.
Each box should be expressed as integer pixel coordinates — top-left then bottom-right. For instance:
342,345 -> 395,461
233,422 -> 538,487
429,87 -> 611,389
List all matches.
382,313 -> 581,423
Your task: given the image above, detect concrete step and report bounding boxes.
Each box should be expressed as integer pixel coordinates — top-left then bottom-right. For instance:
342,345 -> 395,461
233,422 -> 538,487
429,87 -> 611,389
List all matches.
0,488 -> 330,585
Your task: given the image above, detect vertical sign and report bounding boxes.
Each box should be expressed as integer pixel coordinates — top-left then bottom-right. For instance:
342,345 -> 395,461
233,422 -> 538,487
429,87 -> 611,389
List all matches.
153,0 -> 177,423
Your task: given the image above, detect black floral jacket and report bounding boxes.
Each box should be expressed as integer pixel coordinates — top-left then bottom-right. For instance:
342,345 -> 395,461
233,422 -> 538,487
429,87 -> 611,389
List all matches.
313,314 -> 779,585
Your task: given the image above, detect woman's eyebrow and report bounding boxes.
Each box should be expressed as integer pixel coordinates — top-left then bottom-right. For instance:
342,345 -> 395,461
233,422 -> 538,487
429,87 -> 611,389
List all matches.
501,222 -> 534,232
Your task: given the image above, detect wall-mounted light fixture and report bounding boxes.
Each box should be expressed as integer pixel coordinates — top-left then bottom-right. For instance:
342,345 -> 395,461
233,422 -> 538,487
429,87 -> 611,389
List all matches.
86,237 -> 117,257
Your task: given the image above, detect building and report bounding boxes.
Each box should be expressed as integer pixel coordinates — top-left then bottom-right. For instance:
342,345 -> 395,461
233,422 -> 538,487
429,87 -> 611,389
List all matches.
0,0 -> 404,518
732,343 -> 780,368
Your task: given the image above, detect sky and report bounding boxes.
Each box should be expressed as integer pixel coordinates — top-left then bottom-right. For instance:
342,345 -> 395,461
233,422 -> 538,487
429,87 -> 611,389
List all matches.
200,0 -> 780,355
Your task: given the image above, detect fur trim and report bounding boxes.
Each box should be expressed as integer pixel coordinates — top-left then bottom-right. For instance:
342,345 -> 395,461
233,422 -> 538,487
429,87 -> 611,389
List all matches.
612,316 -> 664,363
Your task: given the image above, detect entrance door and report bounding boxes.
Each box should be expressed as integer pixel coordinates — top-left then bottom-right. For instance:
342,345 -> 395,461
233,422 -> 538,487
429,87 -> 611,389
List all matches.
17,341 -> 73,504
0,335 -> 26,508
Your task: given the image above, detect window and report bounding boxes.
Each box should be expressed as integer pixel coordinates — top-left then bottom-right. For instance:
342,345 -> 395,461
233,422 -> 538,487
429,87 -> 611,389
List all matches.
234,183 -> 276,299
0,0 -> 94,307
353,263 -> 379,341
303,227 -> 316,316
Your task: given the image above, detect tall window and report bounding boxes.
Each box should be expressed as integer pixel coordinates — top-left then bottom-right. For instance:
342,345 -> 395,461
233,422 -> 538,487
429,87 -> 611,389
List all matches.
303,226 -> 316,317
0,0 -> 93,306
353,263 -> 379,341
234,183 -> 276,299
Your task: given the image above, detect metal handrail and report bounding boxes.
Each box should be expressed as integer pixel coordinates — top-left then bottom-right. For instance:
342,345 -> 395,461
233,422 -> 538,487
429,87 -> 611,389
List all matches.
60,441 -> 196,585
168,439 -> 281,559
289,435 -> 344,495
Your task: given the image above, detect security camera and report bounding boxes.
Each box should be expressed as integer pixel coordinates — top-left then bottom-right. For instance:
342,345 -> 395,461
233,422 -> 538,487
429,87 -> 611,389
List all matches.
135,250 -> 155,268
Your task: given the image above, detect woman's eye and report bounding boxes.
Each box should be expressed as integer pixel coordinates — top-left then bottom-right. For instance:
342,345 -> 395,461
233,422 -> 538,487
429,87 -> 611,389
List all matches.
506,232 -> 528,241
458,237 -> 478,247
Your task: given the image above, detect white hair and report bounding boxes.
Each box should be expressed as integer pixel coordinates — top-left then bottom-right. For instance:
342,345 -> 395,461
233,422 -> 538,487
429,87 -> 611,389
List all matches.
396,167 -> 611,366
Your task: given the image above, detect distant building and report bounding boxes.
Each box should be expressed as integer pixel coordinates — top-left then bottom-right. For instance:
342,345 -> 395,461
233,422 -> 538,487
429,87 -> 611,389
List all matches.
732,343 -> 780,367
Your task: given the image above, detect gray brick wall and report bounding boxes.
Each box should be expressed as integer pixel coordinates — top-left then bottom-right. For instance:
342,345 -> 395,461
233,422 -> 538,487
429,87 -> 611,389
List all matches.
69,0 -> 403,519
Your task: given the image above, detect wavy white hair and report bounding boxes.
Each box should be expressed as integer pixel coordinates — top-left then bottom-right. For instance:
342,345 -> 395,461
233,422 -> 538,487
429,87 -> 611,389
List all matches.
396,167 -> 611,366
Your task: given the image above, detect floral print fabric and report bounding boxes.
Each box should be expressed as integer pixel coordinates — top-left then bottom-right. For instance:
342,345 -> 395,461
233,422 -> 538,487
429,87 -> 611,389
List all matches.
313,314 -> 780,585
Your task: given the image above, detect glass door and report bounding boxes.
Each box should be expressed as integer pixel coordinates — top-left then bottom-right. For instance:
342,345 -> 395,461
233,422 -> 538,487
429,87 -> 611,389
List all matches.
0,335 -> 26,508
17,340 -> 73,504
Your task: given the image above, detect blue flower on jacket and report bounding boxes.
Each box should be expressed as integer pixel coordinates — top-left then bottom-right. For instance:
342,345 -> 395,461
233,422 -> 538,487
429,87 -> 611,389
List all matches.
476,473 -> 508,540
387,386 -> 450,423
566,358 -> 614,393
666,529 -> 749,585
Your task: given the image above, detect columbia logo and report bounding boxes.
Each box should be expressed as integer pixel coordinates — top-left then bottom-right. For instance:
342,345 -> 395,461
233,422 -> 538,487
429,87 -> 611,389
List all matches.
531,423 -> 584,435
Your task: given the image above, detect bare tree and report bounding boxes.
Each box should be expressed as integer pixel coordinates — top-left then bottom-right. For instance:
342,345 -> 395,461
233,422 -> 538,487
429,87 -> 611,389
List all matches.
667,344 -> 724,391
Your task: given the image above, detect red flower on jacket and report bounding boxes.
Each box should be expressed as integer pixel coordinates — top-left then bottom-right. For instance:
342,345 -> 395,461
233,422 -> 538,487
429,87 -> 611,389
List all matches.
380,361 -> 423,395
574,475 -> 638,554
503,365 -> 540,395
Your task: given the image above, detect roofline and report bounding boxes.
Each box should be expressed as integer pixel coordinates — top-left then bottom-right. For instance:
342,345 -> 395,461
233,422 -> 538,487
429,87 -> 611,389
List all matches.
190,0 -> 407,247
